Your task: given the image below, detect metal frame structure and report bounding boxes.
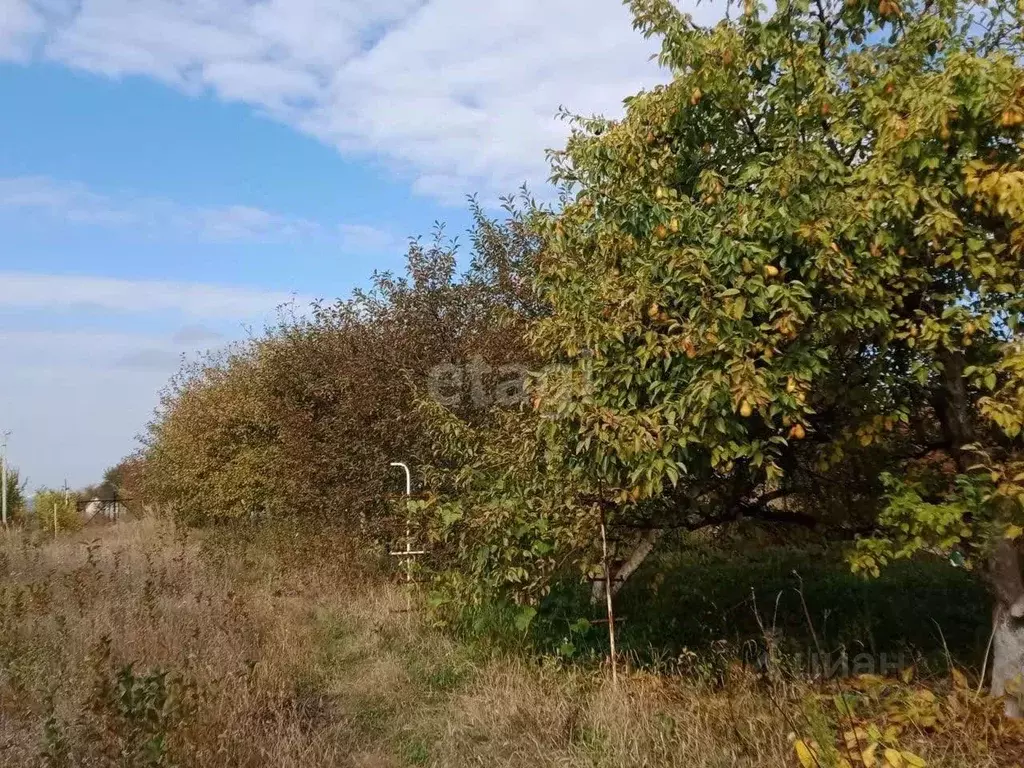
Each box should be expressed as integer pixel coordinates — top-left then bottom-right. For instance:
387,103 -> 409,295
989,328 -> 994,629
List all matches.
388,462 -> 426,614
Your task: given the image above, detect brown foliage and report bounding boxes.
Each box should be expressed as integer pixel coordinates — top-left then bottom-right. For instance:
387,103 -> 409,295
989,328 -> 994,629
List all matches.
141,200 -> 540,532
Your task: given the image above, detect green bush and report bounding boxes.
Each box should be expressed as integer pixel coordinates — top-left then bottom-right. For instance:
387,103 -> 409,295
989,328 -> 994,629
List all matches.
33,489 -> 80,533
445,544 -> 990,676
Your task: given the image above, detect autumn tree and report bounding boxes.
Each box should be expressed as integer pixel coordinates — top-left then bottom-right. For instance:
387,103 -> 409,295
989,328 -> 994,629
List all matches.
518,0 -> 1024,705
143,201 -> 540,533
144,344 -> 280,525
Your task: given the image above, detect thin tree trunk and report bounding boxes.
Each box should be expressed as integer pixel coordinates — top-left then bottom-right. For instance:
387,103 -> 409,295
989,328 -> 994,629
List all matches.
592,528 -> 662,602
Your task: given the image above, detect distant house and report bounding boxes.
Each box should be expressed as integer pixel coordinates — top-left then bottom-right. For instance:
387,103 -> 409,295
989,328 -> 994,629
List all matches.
81,497 -> 125,522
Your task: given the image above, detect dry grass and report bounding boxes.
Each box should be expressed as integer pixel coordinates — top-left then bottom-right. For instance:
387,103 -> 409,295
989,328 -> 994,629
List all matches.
1,519 -> 1021,767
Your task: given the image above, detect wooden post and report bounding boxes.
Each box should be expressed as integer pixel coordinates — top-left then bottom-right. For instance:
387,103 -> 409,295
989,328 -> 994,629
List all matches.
600,508 -> 618,687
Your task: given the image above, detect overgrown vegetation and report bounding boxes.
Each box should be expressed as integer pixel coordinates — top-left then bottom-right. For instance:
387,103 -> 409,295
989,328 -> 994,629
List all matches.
2,467 -> 27,523
142,200 -> 540,530
31,489 -> 80,534
2,520 -> 1023,768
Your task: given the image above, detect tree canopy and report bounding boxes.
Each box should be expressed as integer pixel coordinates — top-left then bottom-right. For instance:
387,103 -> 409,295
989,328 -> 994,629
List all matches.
142,201 -> 539,530
523,0 -> 1024,551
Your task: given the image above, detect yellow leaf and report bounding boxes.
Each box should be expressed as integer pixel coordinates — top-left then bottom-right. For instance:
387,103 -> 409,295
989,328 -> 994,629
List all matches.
1005,524 -> 1023,540
884,748 -> 905,767
862,743 -> 879,767
794,740 -> 816,768
901,665 -> 915,683
844,727 -> 869,748
901,751 -> 926,767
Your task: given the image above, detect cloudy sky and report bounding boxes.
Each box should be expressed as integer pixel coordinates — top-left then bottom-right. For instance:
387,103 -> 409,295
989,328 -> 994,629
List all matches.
0,0 -> 695,490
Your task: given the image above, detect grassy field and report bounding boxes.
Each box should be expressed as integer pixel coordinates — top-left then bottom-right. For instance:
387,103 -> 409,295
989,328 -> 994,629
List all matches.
1,519 -> 1022,767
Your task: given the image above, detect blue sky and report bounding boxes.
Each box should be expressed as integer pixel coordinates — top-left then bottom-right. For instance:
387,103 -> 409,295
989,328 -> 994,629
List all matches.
0,0 -> 695,490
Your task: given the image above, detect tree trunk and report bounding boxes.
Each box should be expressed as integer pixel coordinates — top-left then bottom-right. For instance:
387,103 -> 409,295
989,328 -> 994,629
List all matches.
992,608 -> 1024,718
931,350 -> 1024,711
935,348 -> 975,463
591,528 -> 662,603
991,538 -> 1024,716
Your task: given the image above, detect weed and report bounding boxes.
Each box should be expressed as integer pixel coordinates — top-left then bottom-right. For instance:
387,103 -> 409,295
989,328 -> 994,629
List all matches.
402,736 -> 430,765
0,520 -> 1019,768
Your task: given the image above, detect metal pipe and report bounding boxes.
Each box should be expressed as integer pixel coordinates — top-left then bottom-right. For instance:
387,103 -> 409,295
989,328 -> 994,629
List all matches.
390,462 -> 414,616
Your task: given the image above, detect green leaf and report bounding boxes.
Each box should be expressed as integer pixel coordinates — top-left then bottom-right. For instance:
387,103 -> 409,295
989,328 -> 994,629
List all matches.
514,606 -> 537,632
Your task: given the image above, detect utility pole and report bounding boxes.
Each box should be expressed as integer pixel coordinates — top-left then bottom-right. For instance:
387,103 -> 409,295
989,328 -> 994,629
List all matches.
1,431 -> 10,527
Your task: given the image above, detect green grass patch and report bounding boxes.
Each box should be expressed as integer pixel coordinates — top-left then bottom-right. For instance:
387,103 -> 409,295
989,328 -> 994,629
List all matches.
401,736 -> 431,766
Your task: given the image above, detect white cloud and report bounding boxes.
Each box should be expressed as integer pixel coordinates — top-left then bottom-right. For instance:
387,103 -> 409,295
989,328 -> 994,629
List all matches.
0,328 -> 198,489
0,1 -> 43,61
170,324 -> 226,345
1,362 -> 167,490
0,176 -> 131,225
188,203 -> 319,242
0,328 -> 181,369
338,222 -> 404,253
0,175 -> 399,247
0,275 -> 305,488
4,0 -> 714,203
0,327 -> 161,350
0,271 -> 307,318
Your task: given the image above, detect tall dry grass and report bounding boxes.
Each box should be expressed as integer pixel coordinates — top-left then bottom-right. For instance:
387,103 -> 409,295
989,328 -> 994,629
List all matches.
1,519 -> 1021,767
0,518 -> 375,766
